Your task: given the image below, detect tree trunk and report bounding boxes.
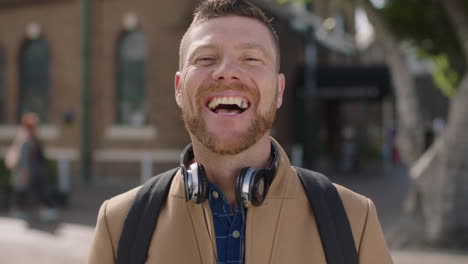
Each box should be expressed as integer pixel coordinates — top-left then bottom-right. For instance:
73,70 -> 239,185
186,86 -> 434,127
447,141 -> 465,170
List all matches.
407,0 -> 468,246
359,0 -> 425,165
375,0 -> 468,247
358,0 -> 428,244
344,0 -> 468,247
411,72 -> 468,246
441,0 -> 468,60
359,0 -> 468,247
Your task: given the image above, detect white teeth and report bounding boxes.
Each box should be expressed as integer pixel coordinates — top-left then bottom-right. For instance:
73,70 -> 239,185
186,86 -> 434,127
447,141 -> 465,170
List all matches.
208,99 -> 217,110
208,97 -> 249,110
240,100 -> 247,109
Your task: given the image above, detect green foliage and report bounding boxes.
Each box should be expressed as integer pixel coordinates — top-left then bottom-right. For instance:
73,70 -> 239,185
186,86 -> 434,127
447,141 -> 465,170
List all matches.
431,55 -> 459,98
381,0 -> 465,76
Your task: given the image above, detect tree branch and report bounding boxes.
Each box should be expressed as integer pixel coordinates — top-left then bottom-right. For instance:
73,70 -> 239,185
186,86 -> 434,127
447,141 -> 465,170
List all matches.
441,0 -> 468,61
359,0 -> 426,164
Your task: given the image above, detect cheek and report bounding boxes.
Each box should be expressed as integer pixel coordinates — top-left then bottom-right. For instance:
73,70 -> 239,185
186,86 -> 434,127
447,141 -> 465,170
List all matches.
184,69 -> 210,107
183,89 -> 196,110
257,79 -> 278,106
180,84 -> 199,112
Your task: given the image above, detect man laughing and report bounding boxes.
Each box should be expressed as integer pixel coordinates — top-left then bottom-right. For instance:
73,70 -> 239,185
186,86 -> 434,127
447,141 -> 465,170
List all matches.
88,1 -> 393,263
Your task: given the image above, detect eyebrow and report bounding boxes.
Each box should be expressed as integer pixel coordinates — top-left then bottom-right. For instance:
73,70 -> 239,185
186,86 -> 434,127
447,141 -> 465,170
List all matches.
187,44 -> 217,62
235,43 -> 270,57
187,42 -> 271,62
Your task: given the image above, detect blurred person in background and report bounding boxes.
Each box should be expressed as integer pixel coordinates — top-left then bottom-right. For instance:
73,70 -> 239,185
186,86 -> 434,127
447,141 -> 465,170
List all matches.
6,113 -> 57,221
89,0 -> 392,263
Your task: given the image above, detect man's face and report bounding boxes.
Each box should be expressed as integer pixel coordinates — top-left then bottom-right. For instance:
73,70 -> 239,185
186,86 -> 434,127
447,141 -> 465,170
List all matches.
175,16 -> 285,155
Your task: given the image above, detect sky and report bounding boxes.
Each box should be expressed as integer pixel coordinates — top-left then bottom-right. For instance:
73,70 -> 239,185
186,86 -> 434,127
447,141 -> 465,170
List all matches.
355,7 -> 374,49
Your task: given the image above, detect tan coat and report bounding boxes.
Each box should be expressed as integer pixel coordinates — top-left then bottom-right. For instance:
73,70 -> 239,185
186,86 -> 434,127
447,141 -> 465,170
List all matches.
88,144 -> 393,264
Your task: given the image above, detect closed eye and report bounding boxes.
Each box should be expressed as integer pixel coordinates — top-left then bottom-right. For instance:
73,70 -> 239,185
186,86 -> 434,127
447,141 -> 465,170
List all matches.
197,57 -> 215,62
195,57 -> 217,66
243,56 -> 263,66
199,57 -> 215,61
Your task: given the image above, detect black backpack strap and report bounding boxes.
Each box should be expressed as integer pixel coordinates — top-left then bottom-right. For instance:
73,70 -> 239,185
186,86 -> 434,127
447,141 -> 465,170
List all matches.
295,167 -> 358,264
116,168 -> 179,264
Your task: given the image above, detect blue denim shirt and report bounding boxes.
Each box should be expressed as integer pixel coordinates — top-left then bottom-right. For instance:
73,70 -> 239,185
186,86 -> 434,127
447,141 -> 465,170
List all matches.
207,183 -> 246,264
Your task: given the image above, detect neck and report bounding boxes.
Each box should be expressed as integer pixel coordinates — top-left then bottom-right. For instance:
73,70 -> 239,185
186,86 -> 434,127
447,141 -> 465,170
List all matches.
190,134 -> 272,209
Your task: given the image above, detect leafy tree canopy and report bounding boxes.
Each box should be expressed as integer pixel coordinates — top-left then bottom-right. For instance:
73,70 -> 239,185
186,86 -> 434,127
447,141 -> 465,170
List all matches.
381,0 -> 465,75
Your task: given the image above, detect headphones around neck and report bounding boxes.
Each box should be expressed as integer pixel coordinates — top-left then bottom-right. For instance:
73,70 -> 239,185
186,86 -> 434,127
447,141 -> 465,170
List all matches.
180,142 -> 279,208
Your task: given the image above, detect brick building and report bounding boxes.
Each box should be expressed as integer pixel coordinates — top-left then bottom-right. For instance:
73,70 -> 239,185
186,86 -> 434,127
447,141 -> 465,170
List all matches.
0,0 -> 359,186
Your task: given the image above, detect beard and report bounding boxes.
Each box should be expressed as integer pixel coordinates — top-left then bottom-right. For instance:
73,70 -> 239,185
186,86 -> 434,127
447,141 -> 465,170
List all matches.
181,82 -> 277,155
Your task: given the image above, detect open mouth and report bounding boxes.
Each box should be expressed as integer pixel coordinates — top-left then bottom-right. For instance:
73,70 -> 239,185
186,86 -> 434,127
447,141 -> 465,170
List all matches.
207,96 -> 250,115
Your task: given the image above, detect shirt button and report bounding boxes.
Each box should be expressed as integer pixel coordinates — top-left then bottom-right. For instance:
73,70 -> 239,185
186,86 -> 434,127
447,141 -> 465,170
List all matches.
232,230 -> 240,239
212,191 -> 219,199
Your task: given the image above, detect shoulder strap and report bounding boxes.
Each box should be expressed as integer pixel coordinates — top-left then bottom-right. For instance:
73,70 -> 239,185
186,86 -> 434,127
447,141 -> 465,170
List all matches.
295,167 -> 358,264
116,168 -> 179,264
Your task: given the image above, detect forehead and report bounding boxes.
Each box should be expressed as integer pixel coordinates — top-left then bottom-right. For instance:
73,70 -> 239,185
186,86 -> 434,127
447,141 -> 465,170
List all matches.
185,16 -> 276,56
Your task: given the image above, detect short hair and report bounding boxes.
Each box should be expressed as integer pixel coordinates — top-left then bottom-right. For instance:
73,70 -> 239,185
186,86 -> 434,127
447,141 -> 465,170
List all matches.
179,0 -> 280,71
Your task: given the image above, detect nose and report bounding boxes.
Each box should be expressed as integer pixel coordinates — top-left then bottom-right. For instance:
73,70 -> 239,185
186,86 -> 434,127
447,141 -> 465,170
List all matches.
212,58 -> 241,83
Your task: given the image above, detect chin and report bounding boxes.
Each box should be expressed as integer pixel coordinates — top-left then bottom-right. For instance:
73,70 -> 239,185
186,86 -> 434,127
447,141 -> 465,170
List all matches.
184,108 -> 275,156
211,142 -> 247,155
208,126 -> 273,155
204,131 -> 252,155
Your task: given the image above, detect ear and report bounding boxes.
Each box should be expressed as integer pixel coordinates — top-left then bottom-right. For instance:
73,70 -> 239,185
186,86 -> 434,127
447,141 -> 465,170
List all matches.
175,72 -> 183,108
276,73 -> 285,109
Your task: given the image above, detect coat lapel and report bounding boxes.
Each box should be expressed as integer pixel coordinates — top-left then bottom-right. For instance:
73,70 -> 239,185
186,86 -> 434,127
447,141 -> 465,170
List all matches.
186,200 -> 218,264
169,170 -> 217,264
245,142 -> 296,263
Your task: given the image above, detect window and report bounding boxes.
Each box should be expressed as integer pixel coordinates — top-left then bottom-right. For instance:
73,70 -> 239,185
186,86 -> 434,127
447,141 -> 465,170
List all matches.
19,38 -> 49,122
116,30 -> 147,126
0,47 -> 4,123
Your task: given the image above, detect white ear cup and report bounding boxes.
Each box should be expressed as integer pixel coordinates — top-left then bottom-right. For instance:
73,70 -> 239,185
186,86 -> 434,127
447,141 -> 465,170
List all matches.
188,163 -> 200,202
238,168 -> 257,207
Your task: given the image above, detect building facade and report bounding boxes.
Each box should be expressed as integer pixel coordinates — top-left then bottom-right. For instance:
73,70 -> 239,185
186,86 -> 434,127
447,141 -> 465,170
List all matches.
0,0 -> 362,186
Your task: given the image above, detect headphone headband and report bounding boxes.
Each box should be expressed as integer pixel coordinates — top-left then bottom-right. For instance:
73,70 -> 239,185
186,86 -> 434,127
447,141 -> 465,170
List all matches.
265,141 -> 279,179
180,143 -> 195,170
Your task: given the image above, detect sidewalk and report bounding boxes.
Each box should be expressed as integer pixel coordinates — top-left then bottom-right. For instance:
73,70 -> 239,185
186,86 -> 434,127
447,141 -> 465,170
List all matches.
392,250 -> 468,264
0,217 -> 93,264
0,182 -> 129,264
2,215 -> 468,264
1,166 -> 467,263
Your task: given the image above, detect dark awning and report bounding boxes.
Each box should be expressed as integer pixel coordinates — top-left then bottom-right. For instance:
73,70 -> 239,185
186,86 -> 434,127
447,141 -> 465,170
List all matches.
316,64 -> 391,100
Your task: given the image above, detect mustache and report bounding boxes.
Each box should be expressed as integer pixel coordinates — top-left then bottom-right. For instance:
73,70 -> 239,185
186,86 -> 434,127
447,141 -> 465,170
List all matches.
195,82 -> 259,107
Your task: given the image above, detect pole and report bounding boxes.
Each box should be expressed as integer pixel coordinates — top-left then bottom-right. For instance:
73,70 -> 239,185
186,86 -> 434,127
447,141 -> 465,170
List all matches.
303,35 -> 319,169
80,0 -> 91,184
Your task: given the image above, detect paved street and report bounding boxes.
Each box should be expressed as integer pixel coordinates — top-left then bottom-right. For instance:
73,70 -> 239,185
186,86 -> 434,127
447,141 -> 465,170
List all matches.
1,164 -> 467,264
